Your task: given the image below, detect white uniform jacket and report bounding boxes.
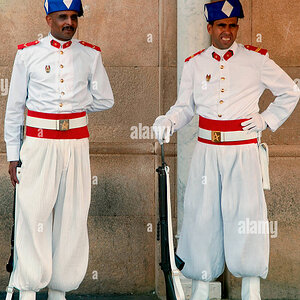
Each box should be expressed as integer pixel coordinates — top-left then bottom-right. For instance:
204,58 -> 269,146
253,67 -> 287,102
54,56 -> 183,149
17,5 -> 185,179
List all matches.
165,42 -> 299,132
4,33 -> 114,161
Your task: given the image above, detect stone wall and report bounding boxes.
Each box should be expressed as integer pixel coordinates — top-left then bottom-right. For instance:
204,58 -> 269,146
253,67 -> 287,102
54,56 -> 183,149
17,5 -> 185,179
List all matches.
0,0 -> 299,299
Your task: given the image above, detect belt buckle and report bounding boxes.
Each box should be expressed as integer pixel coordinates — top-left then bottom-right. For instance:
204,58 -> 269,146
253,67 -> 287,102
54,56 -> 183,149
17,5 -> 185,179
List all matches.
59,119 -> 70,131
211,131 -> 221,143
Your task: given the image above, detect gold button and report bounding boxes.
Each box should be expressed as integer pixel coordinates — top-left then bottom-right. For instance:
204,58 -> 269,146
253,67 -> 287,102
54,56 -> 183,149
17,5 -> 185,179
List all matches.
221,77 -> 225,80
59,103 -> 63,107
221,88 -> 225,92
218,114 -> 222,118
60,79 -> 64,83
61,91 -> 65,96
220,65 -> 224,69
219,100 -> 224,104
60,64 -> 64,68
60,51 -> 64,55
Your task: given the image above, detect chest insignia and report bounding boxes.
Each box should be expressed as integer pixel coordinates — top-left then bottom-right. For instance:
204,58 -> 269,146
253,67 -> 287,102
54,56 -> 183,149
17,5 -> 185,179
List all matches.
45,65 -> 51,73
206,74 -> 211,82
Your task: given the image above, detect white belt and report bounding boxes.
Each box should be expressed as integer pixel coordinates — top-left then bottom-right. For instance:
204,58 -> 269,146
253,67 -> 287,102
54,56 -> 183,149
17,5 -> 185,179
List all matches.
26,115 -> 88,131
198,127 -> 257,143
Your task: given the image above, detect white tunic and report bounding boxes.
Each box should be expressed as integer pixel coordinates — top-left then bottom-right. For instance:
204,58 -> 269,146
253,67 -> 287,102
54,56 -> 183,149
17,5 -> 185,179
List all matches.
4,34 -> 114,296
165,42 -> 299,132
166,43 -> 299,281
4,33 -> 114,161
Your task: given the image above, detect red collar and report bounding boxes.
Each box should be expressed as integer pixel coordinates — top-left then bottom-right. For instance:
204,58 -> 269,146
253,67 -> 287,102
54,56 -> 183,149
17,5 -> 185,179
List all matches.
50,40 -> 72,49
212,50 -> 234,62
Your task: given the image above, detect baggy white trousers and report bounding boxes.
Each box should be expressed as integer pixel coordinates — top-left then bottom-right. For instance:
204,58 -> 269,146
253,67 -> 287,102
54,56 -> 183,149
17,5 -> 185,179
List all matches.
10,136 -> 91,293
177,142 -> 269,281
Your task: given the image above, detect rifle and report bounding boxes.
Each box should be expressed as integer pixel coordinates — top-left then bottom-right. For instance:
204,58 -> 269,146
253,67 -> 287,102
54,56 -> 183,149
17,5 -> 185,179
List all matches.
6,125 -> 24,300
156,144 -> 185,300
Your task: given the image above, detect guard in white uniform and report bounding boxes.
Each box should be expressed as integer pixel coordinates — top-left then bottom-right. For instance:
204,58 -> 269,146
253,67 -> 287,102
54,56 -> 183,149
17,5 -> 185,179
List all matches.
4,1 -> 114,300
153,0 -> 299,299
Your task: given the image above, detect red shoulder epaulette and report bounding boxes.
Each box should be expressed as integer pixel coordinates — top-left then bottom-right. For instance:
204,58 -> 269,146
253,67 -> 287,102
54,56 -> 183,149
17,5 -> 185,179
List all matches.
244,45 -> 268,55
18,40 -> 40,50
185,49 -> 205,62
79,41 -> 101,52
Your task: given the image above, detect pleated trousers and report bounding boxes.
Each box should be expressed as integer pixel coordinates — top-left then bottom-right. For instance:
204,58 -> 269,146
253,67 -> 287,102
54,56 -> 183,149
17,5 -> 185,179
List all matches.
10,136 -> 91,293
177,142 -> 269,281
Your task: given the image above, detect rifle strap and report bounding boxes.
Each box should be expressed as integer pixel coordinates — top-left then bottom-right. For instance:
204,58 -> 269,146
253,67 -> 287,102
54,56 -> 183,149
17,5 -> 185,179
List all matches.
165,166 -> 185,300
5,282 -> 14,300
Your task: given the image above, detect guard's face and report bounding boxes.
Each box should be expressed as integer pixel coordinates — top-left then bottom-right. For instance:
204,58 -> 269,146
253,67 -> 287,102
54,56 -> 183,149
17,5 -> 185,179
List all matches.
207,17 -> 239,49
46,10 -> 78,41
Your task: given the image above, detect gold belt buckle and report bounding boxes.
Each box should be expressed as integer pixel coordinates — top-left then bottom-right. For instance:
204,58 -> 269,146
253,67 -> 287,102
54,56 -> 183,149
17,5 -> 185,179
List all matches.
59,119 -> 70,131
211,131 -> 221,143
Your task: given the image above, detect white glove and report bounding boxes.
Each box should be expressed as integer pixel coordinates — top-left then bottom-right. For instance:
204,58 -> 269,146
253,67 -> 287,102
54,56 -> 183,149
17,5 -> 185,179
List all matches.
241,113 -> 267,132
153,116 -> 173,145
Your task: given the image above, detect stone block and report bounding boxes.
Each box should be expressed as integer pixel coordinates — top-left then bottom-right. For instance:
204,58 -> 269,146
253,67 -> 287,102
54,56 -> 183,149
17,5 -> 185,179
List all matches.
266,157 -> 300,222
235,0 -> 251,45
81,215 -> 156,294
88,67 -> 159,145
79,0 -> 159,67
161,67 -> 177,116
252,0 -> 300,66
160,0 -> 177,67
89,154 -> 155,217
0,0 -> 50,67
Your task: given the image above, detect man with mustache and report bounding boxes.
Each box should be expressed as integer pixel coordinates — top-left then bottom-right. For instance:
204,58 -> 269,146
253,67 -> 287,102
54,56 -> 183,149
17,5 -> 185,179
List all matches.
4,0 -> 114,299
153,0 -> 299,299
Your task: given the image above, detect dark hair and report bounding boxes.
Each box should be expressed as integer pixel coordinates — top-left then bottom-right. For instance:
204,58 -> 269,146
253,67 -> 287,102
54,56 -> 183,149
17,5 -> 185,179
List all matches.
208,18 -> 240,26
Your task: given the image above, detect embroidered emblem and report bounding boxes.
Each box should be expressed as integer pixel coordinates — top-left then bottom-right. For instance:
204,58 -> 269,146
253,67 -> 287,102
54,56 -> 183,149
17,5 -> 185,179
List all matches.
45,65 -> 51,73
45,0 -> 49,12
63,0 -> 73,9
224,50 -> 234,61
222,1 -> 233,17
212,52 -> 221,62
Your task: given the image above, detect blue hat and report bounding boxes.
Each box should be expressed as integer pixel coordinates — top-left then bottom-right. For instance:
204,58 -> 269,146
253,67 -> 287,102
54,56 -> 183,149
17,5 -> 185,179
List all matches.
204,0 -> 244,22
44,0 -> 83,17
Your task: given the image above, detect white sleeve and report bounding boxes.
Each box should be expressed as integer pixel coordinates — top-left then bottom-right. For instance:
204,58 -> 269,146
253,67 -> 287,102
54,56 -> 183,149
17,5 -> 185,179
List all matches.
86,52 -> 114,113
260,54 -> 300,132
4,50 -> 28,162
165,61 -> 195,132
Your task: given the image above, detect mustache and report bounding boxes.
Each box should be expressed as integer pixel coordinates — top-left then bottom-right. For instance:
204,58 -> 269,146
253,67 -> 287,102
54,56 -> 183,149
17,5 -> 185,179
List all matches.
62,26 -> 75,31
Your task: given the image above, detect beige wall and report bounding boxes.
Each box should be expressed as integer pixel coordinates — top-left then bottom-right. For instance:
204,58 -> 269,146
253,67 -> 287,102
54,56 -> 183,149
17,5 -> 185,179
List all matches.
0,0 -> 299,299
